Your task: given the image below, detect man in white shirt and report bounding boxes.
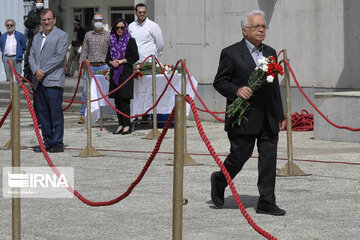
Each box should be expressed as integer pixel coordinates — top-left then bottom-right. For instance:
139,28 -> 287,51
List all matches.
129,3 -> 164,62
0,19 -> 27,81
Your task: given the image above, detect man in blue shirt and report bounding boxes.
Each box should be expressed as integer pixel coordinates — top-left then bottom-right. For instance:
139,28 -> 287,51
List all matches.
0,19 -> 27,81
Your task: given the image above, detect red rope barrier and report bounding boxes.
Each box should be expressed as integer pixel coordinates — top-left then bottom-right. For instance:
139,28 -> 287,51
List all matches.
86,60 -> 175,119
285,109 -> 314,131
0,102 -> 12,128
61,61 -> 83,111
62,56 -> 154,105
186,95 -> 277,240
281,59 -> 360,131
277,49 -> 284,59
7,61 -> 35,97
19,75 -> 176,206
156,58 -> 225,122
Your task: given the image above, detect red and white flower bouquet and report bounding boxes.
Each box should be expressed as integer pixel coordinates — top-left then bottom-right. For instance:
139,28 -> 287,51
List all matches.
226,56 -> 284,126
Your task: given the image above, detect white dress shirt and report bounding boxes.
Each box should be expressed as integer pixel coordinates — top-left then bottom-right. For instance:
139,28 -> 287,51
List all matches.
129,18 -> 164,62
4,33 -> 17,56
41,32 -> 47,50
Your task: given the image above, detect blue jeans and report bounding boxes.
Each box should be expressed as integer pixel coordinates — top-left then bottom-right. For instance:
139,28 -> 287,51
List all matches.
3,56 -> 22,81
80,64 -> 109,116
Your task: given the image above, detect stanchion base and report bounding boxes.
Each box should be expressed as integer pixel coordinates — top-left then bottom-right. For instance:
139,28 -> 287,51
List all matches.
1,139 -> 12,150
277,162 -> 311,177
144,129 -> 162,139
167,154 -> 203,166
78,144 -> 102,157
1,140 -> 27,150
184,154 -> 203,166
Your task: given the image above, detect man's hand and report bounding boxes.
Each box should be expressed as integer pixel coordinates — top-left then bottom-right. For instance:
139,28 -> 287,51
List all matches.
236,86 -> 253,100
279,119 -> 286,131
35,69 -> 45,82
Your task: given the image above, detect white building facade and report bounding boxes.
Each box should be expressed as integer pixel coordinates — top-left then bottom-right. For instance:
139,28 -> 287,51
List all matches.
1,0 -> 359,118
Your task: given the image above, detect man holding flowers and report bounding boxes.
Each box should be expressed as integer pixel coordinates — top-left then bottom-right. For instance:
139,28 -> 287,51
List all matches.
211,10 -> 286,215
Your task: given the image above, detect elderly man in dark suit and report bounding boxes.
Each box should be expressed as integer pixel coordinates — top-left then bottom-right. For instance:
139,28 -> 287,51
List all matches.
29,9 -> 68,153
211,10 -> 286,215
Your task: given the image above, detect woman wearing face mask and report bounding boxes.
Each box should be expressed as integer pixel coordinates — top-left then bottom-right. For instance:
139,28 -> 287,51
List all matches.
78,14 -> 110,124
105,18 -> 139,135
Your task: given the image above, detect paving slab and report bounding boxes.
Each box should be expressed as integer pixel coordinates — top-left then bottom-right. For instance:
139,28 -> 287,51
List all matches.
0,108 -> 359,240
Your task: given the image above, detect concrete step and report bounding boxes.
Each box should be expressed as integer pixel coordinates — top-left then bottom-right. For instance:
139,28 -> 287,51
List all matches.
0,76 -> 84,92
314,91 -> 360,142
0,89 -> 82,101
0,99 -> 81,112
0,77 -> 84,112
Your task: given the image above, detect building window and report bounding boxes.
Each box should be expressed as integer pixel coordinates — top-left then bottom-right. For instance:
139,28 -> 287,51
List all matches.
110,7 -> 134,25
73,7 -> 99,32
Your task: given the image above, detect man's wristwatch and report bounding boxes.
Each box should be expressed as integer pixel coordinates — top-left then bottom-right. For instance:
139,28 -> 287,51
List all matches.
124,59 -> 128,63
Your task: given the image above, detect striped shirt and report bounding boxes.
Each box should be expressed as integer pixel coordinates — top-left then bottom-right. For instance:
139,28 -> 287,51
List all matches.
79,29 -> 110,64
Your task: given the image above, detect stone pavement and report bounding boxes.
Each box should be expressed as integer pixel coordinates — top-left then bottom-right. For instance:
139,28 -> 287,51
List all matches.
0,108 -> 359,240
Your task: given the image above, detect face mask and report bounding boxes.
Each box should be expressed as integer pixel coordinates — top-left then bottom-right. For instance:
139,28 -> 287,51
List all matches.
35,3 -> 44,9
93,22 -> 103,30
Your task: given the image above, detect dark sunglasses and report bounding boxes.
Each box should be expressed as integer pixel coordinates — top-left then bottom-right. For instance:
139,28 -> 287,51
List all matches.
115,26 -> 125,31
6,24 -> 13,27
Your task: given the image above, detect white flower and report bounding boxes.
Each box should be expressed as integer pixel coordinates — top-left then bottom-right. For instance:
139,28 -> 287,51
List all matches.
259,64 -> 268,72
266,75 -> 274,83
257,57 -> 269,66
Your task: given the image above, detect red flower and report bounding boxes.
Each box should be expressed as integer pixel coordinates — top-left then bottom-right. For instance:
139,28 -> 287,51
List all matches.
134,71 -> 144,80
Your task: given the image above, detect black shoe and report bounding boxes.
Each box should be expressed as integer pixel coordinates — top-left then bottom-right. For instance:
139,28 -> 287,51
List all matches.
113,127 -> 123,134
48,146 -> 64,153
121,128 -> 132,135
65,73 -> 72,77
33,146 -> 49,153
256,203 -> 286,216
211,172 -> 225,208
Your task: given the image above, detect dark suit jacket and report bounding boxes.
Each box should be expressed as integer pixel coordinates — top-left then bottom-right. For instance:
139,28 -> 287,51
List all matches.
213,38 -> 284,135
105,37 -> 139,99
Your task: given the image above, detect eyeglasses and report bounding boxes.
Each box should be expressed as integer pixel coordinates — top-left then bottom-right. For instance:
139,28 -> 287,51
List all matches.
6,24 -> 13,27
245,25 -> 268,31
41,18 -> 53,22
138,11 -> 146,14
115,26 -> 125,31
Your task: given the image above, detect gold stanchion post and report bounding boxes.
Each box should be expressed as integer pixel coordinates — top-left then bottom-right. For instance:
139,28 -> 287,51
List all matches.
12,76 -> 21,240
79,61 -> 101,157
145,55 -> 161,139
173,95 -> 185,240
180,60 -> 201,165
277,49 -> 309,176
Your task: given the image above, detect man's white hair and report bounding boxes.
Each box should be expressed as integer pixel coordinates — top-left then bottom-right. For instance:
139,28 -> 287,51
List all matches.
5,19 -> 16,27
241,10 -> 266,28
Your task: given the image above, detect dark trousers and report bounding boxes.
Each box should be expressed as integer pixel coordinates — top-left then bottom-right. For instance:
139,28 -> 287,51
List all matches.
115,98 -> 131,127
36,83 -> 64,148
216,120 -> 279,205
